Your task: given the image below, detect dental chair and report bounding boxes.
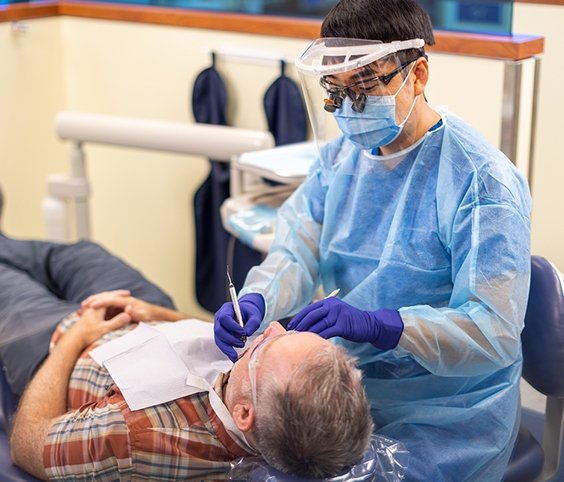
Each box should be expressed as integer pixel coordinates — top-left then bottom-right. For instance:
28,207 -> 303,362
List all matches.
0,364 -> 41,482
1,255 -> 562,481
503,255 -> 564,482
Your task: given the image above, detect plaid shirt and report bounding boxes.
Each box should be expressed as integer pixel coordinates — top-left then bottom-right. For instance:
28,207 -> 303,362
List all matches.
43,316 -> 252,481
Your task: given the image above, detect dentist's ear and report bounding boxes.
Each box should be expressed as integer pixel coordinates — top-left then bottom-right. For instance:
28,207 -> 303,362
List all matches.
232,401 -> 256,433
413,57 -> 430,96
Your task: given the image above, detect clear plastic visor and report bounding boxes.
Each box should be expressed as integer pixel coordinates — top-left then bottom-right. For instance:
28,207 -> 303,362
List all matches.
295,38 -> 424,161
295,37 -> 424,76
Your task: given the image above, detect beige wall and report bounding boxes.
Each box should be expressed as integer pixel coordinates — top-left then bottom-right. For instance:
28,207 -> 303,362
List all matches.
0,18 -> 66,236
1,6 -> 562,320
513,4 -> 564,271
57,19 -> 311,319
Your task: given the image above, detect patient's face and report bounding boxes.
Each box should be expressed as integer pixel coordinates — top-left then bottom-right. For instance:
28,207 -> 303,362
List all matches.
228,321 -> 331,406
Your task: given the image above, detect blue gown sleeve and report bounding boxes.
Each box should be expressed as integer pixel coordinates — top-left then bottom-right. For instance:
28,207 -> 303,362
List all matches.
240,160 -> 327,326
396,165 -> 532,376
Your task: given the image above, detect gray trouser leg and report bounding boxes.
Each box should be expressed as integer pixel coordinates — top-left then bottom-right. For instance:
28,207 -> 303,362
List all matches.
0,235 -> 176,394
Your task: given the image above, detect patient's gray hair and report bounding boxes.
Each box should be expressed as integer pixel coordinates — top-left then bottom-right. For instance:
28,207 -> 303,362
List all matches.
253,344 -> 373,478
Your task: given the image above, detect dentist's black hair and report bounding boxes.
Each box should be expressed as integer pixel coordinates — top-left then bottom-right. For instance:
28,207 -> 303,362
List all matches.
321,0 -> 435,46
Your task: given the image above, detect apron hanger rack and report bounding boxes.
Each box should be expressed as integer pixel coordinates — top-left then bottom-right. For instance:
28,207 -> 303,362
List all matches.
214,45 -> 292,67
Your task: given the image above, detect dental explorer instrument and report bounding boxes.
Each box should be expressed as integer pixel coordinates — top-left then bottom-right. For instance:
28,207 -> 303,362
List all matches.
227,267 -> 247,344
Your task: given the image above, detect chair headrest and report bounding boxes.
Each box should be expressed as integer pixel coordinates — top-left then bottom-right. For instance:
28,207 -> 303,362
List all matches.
227,434 -> 408,481
522,255 -> 564,397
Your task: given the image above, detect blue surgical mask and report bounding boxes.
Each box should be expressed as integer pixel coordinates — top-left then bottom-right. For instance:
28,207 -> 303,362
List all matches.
333,68 -> 416,150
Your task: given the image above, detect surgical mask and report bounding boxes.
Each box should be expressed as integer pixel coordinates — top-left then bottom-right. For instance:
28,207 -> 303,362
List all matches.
333,64 -> 417,150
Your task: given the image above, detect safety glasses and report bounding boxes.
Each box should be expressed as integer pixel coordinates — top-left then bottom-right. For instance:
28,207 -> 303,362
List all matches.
248,330 -> 298,410
320,57 -> 420,113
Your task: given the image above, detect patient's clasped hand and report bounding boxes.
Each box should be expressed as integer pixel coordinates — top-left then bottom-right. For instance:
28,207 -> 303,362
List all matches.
0,234 -> 373,480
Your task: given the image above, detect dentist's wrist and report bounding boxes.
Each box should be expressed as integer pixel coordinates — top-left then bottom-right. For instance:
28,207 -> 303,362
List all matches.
369,309 -> 404,349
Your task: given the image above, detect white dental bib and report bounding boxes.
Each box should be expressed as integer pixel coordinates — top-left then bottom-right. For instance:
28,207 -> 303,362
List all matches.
90,319 -> 254,453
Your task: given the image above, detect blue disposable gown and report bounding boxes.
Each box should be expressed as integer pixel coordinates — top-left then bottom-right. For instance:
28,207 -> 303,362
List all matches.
241,110 -> 532,481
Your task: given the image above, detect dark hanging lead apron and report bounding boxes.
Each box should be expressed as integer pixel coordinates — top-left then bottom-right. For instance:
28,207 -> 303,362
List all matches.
263,60 -> 308,146
192,53 -> 262,313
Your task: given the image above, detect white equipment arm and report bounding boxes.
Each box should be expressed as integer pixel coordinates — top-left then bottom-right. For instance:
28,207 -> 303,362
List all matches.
44,111 -> 274,241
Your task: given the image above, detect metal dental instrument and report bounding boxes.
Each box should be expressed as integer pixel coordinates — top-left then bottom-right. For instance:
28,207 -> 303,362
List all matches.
227,267 -> 247,344
325,288 -> 341,299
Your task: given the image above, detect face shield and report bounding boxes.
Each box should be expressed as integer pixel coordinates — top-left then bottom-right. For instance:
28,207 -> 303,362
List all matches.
295,38 -> 425,158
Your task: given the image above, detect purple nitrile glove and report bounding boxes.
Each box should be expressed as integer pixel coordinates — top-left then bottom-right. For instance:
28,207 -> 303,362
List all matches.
214,293 -> 265,362
287,297 -> 403,349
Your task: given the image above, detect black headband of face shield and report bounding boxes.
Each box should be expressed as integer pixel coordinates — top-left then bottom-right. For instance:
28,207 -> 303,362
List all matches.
321,53 -> 426,113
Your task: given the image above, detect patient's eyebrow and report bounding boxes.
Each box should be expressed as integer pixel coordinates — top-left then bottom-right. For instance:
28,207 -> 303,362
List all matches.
237,347 -> 252,360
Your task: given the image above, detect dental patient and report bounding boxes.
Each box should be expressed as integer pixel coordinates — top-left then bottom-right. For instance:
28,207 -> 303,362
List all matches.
0,234 -> 373,481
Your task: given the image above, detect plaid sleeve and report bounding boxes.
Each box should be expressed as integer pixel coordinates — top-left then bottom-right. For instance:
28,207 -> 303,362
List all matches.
44,394 -> 132,481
